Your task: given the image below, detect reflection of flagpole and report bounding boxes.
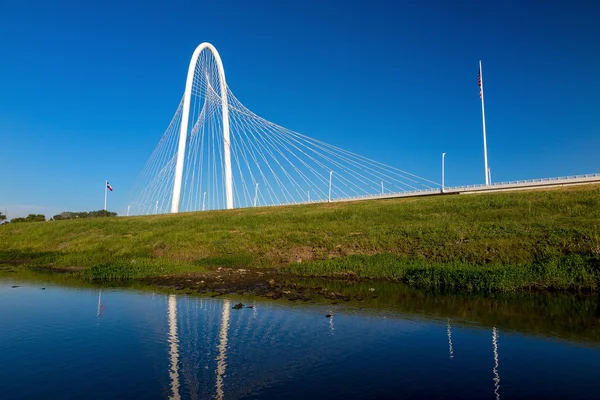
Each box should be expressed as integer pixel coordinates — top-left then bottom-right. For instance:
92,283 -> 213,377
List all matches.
447,318 -> 454,359
492,327 -> 500,400
216,300 -> 231,400
168,295 -> 181,400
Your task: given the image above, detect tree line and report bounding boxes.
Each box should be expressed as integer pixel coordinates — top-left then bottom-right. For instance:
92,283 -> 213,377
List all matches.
53,210 -> 118,220
1,210 -> 118,224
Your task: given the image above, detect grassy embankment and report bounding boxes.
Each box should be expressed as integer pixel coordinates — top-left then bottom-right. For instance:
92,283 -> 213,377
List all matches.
1,184 -> 600,292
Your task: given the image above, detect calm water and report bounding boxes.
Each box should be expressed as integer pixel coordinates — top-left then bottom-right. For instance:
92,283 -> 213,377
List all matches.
1,278 -> 599,399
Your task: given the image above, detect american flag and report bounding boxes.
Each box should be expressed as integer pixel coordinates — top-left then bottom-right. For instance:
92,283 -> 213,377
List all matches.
478,69 -> 482,98
107,182 -> 113,192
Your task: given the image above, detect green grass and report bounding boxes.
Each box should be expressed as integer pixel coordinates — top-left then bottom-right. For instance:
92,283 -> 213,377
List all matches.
1,184 -> 600,291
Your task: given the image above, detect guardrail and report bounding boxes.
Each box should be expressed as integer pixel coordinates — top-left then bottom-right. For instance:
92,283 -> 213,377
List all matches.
247,173 -> 600,208
449,173 -> 600,190
325,173 -> 600,204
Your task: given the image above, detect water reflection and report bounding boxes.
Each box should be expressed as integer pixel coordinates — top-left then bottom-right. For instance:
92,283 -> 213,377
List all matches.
162,294 -> 510,399
445,318 -> 500,399
167,295 -> 234,400
328,314 -> 335,335
215,299 -> 230,400
447,318 -> 454,359
1,279 -> 600,400
291,277 -> 600,345
154,286 -> 600,400
168,295 -> 181,400
96,289 -> 106,322
492,327 -> 500,400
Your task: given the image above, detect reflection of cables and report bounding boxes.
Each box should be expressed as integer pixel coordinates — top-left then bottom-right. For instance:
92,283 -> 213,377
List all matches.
492,327 -> 500,400
447,318 -> 454,359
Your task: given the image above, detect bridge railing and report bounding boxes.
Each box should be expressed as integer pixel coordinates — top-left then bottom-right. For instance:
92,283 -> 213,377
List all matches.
448,173 -> 600,191
231,173 -> 600,209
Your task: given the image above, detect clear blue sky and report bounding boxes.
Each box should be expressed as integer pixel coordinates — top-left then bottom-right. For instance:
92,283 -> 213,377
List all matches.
1,0 -> 599,218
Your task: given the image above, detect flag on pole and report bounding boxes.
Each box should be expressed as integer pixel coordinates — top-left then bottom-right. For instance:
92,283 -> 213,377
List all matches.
107,182 -> 113,192
478,69 -> 482,98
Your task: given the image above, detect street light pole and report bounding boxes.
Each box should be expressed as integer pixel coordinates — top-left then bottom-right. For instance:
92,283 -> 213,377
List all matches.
254,183 -> 259,207
328,171 -> 333,202
442,153 -> 446,193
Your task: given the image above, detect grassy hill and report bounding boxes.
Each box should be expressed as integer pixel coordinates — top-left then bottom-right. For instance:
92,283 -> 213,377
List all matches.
2,184 -> 600,292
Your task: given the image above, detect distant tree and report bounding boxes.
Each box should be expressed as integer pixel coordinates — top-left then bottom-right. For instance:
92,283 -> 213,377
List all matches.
53,212 -> 74,221
11,214 -> 46,223
28,214 -> 46,222
94,210 -> 118,218
0,212 -> 6,221
53,210 -> 117,220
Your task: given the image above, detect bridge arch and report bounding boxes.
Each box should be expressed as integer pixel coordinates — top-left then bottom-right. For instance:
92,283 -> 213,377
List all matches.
171,43 -> 233,213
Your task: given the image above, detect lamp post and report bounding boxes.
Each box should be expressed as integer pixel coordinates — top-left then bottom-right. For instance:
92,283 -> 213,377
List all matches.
442,153 -> 446,193
328,171 -> 333,202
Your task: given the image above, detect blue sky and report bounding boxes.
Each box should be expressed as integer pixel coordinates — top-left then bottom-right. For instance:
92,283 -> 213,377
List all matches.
1,0 -> 599,218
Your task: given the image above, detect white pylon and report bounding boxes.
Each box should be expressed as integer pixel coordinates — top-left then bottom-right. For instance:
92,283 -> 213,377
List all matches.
171,43 -> 233,213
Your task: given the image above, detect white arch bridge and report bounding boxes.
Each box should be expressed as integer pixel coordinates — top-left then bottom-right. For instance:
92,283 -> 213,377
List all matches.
128,42 -> 442,215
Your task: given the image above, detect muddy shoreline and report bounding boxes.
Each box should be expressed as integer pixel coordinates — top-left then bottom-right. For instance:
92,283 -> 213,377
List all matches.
142,267 -> 377,302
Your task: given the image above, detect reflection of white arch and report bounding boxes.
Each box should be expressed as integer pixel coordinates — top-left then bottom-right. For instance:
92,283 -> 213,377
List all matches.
492,327 -> 500,400
215,300 -> 231,400
168,295 -> 181,400
171,42 -> 233,213
447,318 -> 454,359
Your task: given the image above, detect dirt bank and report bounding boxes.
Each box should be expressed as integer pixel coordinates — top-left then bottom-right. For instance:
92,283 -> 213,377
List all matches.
143,267 -> 372,302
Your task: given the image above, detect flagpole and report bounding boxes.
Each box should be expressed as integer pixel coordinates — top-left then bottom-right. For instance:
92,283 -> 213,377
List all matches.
104,180 -> 107,211
480,60 -> 489,186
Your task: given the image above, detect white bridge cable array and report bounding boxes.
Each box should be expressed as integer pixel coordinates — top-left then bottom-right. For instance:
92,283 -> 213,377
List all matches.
128,44 -> 440,215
